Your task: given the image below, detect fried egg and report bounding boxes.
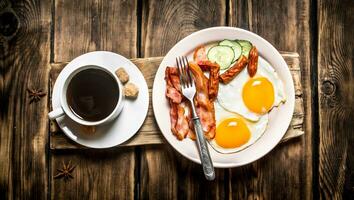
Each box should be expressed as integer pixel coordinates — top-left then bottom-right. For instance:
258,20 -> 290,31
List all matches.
217,57 -> 286,121
209,101 -> 268,153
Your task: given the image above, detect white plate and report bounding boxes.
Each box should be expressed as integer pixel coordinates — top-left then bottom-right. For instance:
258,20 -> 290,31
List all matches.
152,27 -> 295,168
52,51 -> 149,149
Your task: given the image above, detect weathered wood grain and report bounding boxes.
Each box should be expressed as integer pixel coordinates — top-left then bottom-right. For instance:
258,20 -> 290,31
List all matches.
229,1 -> 312,199
318,0 -> 354,199
5,0 -> 354,198
141,0 -> 226,58
51,0 -> 138,199
139,0 -> 227,199
49,54 -> 304,149
0,0 -> 51,199
54,0 -> 138,62
51,149 -> 135,199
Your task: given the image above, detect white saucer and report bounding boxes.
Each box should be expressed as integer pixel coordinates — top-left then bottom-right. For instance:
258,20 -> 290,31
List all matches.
52,51 -> 149,148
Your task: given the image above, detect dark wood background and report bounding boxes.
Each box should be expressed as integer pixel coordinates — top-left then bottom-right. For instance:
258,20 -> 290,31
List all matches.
0,0 -> 353,199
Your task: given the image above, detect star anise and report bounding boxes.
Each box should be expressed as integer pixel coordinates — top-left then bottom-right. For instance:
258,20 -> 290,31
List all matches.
53,160 -> 76,181
27,88 -> 46,104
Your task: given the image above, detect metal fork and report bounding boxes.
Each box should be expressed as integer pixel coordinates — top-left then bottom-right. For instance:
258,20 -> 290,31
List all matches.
176,56 -> 215,181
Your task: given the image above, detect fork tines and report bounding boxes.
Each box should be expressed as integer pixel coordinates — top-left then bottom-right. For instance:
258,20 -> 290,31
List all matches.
176,56 -> 193,88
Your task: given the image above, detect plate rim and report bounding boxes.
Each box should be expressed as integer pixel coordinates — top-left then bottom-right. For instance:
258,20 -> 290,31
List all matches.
152,26 -> 295,168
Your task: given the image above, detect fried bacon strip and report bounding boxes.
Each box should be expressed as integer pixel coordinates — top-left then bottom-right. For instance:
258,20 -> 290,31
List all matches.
169,103 -> 178,135
175,103 -> 190,139
189,62 -> 216,139
165,67 -> 191,140
197,60 -> 220,101
183,103 -> 197,140
165,67 -> 182,103
165,64 -> 216,140
219,55 -> 248,84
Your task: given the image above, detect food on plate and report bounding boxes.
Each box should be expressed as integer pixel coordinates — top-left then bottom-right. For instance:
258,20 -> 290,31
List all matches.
165,67 -> 195,140
165,65 -> 216,140
218,39 -> 242,61
189,62 -> 216,139
193,45 -> 208,63
247,46 -> 258,77
165,38 -> 286,152
115,67 -> 129,84
209,102 -> 268,153
197,60 -> 220,101
124,82 -> 139,99
219,55 -> 248,84
207,45 -> 235,69
202,39 -> 253,73
165,67 -> 182,103
218,57 -> 286,121
237,40 -> 253,58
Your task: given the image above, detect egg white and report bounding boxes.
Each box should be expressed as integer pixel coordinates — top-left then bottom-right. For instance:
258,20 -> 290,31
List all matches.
209,101 -> 268,154
217,57 -> 286,121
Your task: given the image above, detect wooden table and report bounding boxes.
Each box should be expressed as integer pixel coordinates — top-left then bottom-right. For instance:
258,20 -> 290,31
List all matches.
0,0 -> 353,199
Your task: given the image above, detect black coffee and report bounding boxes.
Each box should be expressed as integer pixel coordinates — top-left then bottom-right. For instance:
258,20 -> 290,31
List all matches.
66,67 -> 119,121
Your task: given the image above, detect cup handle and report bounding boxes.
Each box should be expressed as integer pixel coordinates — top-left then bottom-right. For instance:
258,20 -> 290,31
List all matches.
48,107 -> 65,120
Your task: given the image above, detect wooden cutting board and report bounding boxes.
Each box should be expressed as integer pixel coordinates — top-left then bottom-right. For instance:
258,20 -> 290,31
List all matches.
49,52 -> 304,150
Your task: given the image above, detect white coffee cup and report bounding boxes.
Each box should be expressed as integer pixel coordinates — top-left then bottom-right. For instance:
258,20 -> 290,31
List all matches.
48,65 -> 125,126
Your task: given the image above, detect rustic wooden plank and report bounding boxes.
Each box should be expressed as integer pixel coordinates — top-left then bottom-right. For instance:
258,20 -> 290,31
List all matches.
139,0 -> 227,199
0,0 -> 51,199
51,0 -> 138,199
51,149 -> 135,199
54,0 -> 137,62
49,53 -> 304,149
141,0 -> 226,58
229,0 -> 312,199
318,0 -> 354,199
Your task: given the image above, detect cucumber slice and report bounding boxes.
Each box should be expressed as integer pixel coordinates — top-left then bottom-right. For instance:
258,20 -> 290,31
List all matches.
231,43 -> 242,61
207,45 -> 234,70
219,39 -> 242,61
237,40 -> 252,57
219,39 -> 237,47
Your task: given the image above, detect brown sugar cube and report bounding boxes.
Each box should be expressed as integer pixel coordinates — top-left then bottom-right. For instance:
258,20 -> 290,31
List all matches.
124,82 -> 139,99
115,67 -> 129,84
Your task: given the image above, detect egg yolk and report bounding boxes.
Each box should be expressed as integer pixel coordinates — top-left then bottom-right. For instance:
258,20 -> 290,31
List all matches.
242,77 -> 275,114
215,117 -> 251,148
